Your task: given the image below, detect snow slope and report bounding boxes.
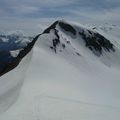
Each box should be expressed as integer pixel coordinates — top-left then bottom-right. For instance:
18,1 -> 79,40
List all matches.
0,51 -> 32,113
0,20 -> 120,120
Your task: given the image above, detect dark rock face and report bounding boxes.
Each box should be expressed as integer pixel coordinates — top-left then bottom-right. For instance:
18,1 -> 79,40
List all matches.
43,21 -> 77,53
43,21 -> 58,34
52,29 -> 60,53
79,30 -> 115,56
43,21 -> 61,53
58,21 -> 76,35
43,20 -> 76,36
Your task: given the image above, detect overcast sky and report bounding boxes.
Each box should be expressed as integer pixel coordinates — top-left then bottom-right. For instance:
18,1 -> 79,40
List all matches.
0,0 -> 120,35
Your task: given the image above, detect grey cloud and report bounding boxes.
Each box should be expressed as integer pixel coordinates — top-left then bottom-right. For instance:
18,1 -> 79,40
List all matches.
0,0 -> 120,35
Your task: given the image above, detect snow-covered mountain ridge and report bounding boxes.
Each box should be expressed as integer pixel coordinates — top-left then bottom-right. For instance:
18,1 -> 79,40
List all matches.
42,20 -> 115,54
0,20 -> 120,120
36,20 -> 120,68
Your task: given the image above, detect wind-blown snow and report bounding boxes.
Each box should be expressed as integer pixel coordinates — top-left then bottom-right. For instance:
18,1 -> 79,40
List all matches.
0,20 -> 120,120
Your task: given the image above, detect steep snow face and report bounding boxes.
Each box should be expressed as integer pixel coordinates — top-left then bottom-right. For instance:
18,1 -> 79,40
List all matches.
37,20 -> 120,68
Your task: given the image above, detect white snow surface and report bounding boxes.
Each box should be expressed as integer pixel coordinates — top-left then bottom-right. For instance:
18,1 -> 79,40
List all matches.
0,20 -> 120,120
10,49 -> 22,57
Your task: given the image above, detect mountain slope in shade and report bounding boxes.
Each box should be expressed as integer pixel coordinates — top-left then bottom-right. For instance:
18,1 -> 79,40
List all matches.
0,20 -> 120,120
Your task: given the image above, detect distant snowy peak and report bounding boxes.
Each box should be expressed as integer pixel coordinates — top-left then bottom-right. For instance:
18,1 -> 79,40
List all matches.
0,31 -> 33,51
